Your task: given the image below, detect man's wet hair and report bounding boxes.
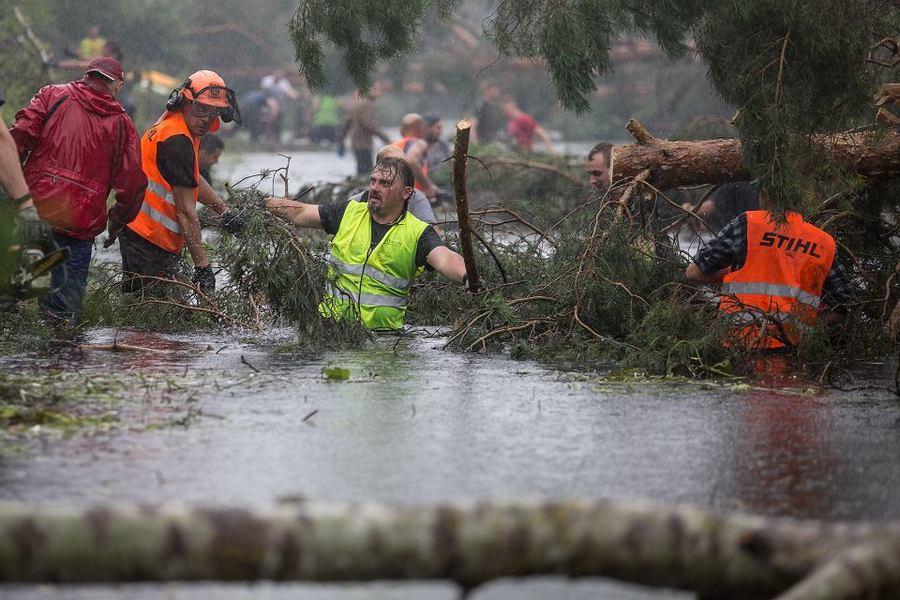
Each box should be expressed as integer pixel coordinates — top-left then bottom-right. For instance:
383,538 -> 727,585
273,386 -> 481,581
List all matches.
200,133 -> 225,153
587,142 -> 612,164
373,156 -> 415,190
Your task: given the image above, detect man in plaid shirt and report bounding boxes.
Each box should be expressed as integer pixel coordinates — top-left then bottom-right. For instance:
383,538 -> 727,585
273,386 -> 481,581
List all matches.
686,193 -> 853,348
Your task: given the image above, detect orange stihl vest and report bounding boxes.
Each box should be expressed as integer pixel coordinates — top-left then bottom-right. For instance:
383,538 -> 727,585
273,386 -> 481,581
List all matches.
719,210 -> 835,349
128,111 -> 200,253
392,136 -> 428,191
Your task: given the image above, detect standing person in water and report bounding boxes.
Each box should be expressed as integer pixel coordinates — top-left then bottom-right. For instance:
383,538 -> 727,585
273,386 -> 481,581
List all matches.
502,98 -> 554,154
337,90 -> 391,176
119,70 -> 244,294
266,157 -> 467,331
9,57 -> 146,326
392,113 -> 438,201
686,189 -> 853,351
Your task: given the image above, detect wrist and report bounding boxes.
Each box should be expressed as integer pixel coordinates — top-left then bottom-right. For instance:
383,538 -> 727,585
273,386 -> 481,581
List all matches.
12,193 -> 32,208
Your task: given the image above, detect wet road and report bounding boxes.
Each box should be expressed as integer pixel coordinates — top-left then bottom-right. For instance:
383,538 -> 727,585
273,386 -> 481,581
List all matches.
1,328 -> 898,599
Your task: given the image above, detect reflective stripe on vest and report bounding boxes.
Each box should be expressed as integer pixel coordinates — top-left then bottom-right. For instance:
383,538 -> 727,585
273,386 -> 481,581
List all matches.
128,111 -> 200,253
721,282 -> 821,309
325,284 -> 409,308
139,202 -> 181,234
719,210 -> 834,349
146,180 -> 176,206
326,254 -> 412,291
319,200 -> 428,330
726,310 -> 802,325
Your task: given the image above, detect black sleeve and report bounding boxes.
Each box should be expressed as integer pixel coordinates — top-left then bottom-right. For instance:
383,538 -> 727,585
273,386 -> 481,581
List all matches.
415,226 -> 444,271
0,88 -> 5,108
318,199 -> 351,235
157,135 -> 197,188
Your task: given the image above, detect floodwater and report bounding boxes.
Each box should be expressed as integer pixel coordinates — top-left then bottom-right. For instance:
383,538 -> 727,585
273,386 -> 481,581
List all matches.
1,329 -> 898,600
3,149 -> 900,599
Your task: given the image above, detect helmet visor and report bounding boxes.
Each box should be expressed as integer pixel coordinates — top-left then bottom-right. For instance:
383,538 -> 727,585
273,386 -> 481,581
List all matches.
190,85 -> 241,125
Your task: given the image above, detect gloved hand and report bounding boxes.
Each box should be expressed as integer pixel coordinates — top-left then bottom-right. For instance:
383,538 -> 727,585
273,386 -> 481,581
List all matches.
220,210 -> 245,235
192,265 -> 216,292
15,205 -> 54,247
102,222 -> 122,249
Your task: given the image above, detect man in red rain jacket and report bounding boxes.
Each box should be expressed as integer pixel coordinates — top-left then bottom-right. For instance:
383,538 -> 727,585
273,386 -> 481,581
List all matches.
9,57 -> 147,325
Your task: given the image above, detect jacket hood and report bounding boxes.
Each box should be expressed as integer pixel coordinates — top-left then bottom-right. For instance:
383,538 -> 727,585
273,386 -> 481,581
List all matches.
67,79 -> 125,117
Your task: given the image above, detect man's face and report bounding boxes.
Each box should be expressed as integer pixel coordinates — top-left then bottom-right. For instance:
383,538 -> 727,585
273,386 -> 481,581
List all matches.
425,121 -> 442,142
367,167 -> 410,218
183,102 -> 222,137
586,152 -> 610,190
199,148 -> 222,172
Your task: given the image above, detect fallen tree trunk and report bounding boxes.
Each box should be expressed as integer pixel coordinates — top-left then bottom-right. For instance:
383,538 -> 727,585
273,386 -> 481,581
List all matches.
1,499 -> 899,598
611,119 -> 900,189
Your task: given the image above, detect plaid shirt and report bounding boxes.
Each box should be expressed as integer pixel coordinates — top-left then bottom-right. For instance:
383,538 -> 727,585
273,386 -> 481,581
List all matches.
693,213 -> 854,310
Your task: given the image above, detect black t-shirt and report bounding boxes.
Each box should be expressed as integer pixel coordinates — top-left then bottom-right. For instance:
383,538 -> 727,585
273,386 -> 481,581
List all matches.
157,134 -> 197,188
318,197 -> 444,271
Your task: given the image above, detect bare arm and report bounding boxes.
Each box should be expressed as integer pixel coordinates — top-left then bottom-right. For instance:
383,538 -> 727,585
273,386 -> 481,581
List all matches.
197,176 -> 229,215
266,197 -> 322,229
0,124 -> 29,204
685,262 -> 728,285
426,246 -> 467,284
405,140 -> 437,198
534,124 -> 554,153
172,185 -> 208,267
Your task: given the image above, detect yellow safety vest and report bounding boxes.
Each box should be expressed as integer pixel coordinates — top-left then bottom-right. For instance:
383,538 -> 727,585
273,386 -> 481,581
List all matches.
319,200 -> 428,331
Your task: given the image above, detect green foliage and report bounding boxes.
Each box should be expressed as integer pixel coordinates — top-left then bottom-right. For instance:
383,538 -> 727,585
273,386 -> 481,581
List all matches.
289,0 -> 459,91
216,188 -> 370,346
291,0 -> 897,213
695,0 -> 889,212
0,2 -> 51,120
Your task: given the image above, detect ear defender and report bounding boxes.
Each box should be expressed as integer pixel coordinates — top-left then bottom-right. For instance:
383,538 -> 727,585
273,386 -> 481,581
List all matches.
165,79 -> 192,112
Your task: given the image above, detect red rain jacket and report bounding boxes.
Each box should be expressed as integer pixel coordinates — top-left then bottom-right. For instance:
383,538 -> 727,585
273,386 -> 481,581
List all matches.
10,78 -> 147,240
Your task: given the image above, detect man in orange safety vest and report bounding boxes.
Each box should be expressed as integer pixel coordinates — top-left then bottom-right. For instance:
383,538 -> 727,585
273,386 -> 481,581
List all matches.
120,70 -> 244,293
686,189 -> 853,351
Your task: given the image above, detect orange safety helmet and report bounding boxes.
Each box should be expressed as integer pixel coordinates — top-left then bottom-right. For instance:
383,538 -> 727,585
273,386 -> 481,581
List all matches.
166,70 -> 241,125
181,70 -> 230,107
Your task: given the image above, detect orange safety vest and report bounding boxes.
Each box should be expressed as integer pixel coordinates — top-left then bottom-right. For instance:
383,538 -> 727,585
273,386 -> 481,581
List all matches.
719,210 -> 835,349
127,111 -> 200,253
391,136 -> 428,192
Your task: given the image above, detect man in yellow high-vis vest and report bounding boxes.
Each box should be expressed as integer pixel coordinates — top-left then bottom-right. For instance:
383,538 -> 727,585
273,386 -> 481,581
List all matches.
266,157 -> 468,330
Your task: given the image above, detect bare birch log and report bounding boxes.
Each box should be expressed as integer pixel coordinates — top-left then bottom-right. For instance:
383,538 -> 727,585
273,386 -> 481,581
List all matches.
611,120 -> 900,189
1,499 -> 899,598
453,119 -> 480,293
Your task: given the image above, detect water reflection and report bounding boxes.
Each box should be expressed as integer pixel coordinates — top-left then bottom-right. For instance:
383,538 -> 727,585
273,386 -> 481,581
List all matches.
729,390 -> 838,519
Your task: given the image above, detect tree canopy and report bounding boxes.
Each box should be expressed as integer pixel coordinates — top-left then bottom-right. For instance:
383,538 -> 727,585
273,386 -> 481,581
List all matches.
289,0 -> 899,210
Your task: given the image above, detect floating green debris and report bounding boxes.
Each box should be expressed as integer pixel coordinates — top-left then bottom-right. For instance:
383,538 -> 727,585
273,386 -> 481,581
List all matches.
323,366 -> 351,381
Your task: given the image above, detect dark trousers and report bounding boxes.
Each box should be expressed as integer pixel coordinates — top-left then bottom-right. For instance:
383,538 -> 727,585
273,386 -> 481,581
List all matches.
38,231 -> 93,325
118,227 -> 179,294
354,148 -> 373,176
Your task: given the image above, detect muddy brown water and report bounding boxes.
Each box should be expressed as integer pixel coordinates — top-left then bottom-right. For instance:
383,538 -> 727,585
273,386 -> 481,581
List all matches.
1,326 -> 898,600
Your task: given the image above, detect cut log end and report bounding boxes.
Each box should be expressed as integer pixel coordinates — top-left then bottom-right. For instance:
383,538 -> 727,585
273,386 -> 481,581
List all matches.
457,119 -> 473,131
626,119 -> 657,145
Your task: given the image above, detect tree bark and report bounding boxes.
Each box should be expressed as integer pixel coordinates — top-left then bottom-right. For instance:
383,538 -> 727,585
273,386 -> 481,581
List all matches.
611,120 -> 900,189
1,499 -> 899,598
453,119 -> 480,293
